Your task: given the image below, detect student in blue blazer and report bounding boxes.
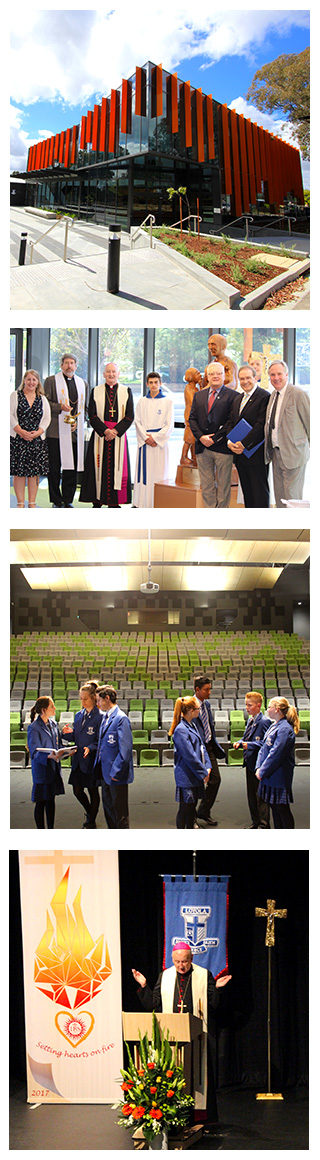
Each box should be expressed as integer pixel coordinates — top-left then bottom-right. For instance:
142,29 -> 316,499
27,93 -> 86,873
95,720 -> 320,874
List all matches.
193,674 -> 226,826
233,691 -> 271,828
62,681 -> 101,828
27,697 -> 65,828
94,684 -> 134,828
255,697 -> 300,829
168,696 -> 211,829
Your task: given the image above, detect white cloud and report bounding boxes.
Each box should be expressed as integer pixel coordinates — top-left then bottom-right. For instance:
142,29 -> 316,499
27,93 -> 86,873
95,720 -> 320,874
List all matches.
10,6 -> 310,106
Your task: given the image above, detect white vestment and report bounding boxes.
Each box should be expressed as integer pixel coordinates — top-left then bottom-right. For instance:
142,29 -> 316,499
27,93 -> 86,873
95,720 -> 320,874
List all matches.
160,964 -> 208,1110
133,394 -> 174,507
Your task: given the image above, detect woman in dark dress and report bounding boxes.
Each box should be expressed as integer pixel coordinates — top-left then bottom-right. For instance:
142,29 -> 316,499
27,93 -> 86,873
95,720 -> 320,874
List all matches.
80,362 -> 134,507
10,369 -> 51,507
62,682 -> 101,828
27,697 -> 65,829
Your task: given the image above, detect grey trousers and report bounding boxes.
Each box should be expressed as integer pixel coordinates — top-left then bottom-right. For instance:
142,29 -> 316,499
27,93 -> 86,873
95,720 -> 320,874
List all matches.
196,448 -> 233,507
271,449 -> 307,507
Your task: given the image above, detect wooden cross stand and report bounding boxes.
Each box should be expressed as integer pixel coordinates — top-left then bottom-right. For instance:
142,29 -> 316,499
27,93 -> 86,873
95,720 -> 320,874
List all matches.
255,898 -> 287,1100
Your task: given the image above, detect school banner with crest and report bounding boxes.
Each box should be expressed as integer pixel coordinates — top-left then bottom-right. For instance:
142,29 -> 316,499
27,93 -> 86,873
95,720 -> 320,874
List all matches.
19,850 -> 123,1103
163,875 -> 229,978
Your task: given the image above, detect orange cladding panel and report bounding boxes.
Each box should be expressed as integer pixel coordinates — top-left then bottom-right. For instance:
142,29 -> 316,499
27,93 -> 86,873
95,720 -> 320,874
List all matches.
99,98 -> 107,152
156,64 -> 163,116
70,125 -> 78,164
245,118 -> 256,203
196,89 -> 204,162
135,66 -> 142,115
206,96 -> 215,160
64,128 -> 71,167
184,81 -> 192,148
258,126 -> 268,181
80,116 -> 87,150
86,111 -> 93,144
109,89 -> 117,153
171,73 -> 178,133
92,104 -> 100,150
59,132 -> 65,164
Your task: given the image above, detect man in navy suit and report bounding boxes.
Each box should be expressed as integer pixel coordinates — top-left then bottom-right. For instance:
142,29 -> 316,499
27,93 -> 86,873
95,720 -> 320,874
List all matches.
233,691 -> 270,828
95,684 -> 134,828
193,675 -> 226,826
189,363 -> 237,507
227,364 -> 269,508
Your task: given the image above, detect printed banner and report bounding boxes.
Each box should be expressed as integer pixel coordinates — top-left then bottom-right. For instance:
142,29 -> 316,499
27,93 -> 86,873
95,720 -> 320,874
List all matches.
163,875 -> 229,978
19,850 -> 123,1102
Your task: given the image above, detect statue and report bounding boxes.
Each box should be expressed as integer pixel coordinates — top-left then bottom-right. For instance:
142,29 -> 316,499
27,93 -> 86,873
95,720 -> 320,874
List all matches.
203,334 -> 238,391
179,366 -> 203,467
248,349 -> 270,392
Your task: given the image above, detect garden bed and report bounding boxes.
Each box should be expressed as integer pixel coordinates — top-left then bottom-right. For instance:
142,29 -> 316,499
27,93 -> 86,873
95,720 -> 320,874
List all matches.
152,228 -> 305,296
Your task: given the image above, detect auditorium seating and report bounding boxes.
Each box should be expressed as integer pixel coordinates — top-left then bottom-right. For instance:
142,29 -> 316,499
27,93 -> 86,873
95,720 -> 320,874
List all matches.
10,629 -> 310,764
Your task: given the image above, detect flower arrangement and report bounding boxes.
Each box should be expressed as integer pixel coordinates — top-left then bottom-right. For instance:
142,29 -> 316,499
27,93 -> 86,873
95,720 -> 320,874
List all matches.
114,1012 -> 194,1143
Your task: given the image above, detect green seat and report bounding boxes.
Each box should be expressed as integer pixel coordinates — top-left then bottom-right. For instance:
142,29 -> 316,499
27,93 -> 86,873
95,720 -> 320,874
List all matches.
131,730 -> 149,752
10,713 -> 21,731
11,731 -> 28,748
227,748 -> 244,765
230,726 -> 244,742
129,699 -> 143,712
139,749 -> 160,766
69,699 -> 81,712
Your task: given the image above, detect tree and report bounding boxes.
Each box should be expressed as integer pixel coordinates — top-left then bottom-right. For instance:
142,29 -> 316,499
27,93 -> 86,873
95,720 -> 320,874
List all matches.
245,47 -> 310,160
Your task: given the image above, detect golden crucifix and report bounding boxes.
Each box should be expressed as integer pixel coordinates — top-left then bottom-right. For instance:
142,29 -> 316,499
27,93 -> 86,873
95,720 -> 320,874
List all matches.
255,898 -> 287,1100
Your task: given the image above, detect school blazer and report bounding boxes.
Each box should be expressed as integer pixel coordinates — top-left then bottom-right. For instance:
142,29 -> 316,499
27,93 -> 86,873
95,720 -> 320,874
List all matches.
189,386 -> 238,455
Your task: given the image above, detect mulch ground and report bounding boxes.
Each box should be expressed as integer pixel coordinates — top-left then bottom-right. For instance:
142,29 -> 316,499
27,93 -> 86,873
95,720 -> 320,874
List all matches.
154,229 -> 298,294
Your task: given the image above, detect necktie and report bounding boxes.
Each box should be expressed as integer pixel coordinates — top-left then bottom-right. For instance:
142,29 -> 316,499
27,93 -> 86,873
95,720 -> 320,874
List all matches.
208,389 -> 217,412
266,391 -> 280,457
200,702 -> 211,743
239,393 -> 247,414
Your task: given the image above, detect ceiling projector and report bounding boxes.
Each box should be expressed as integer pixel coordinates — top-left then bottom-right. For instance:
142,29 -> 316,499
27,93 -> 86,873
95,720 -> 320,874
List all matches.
140,580 -> 159,594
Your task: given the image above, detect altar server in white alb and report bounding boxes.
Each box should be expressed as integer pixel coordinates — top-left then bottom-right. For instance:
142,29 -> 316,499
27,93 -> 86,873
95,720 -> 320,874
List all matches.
133,372 -> 174,507
43,354 -> 88,508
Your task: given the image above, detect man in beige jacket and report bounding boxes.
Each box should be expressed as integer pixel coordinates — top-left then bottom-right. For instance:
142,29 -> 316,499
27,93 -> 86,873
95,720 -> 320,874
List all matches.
264,360 -> 310,506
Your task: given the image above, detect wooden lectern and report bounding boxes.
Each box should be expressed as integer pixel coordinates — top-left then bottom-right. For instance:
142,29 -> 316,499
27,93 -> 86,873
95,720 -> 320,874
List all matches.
122,1012 -> 203,1098
122,1013 -> 205,1150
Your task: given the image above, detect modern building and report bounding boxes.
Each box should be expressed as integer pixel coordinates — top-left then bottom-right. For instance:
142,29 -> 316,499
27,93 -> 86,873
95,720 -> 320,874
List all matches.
26,61 -> 304,231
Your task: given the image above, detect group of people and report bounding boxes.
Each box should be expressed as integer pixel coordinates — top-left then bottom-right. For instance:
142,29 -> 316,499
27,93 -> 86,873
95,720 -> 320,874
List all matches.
10,356 -> 173,510
10,344 -> 310,510
27,674 -> 299,830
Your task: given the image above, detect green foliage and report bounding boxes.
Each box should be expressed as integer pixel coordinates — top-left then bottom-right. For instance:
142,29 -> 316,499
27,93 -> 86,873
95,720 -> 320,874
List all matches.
245,47 -> 310,159
114,1012 -> 194,1142
245,258 -> 269,274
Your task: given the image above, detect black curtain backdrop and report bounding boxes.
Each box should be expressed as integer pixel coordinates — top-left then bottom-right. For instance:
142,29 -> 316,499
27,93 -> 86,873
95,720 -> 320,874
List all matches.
10,850 -> 308,1093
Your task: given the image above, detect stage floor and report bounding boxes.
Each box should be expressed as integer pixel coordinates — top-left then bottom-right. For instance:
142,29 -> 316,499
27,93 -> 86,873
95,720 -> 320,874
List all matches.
10,762 -> 310,830
10,1079 -> 308,1149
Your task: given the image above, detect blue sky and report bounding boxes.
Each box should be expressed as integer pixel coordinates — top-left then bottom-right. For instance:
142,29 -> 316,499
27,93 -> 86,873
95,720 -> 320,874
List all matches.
10,6 -> 310,184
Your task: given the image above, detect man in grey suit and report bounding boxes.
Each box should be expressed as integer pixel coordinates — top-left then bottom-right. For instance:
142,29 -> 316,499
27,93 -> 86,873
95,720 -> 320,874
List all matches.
44,354 -> 88,507
264,360 -> 310,506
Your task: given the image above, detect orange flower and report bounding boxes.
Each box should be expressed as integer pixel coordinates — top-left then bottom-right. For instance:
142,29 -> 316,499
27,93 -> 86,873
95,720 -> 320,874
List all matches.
121,1081 -> 134,1090
122,1103 -> 134,1116
150,1086 -> 157,1094
167,1090 -> 175,1098
147,1062 -> 155,1070
166,1070 -> 173,1077
131,1106 -> 145,1120
137,1069 -> 144,1076
150,1108 -> 163,1120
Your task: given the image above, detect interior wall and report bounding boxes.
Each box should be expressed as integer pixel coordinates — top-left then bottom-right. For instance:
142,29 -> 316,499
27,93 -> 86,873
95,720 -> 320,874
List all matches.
10,576 -> 303,637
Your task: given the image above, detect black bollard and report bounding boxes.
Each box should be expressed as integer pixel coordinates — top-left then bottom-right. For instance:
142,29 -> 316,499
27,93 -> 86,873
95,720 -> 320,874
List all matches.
107,223 -> 121,294
18,232 -> 28,265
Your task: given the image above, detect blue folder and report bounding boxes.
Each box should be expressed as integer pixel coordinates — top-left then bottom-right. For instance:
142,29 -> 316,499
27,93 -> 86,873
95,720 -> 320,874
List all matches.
227,417 -> 264,459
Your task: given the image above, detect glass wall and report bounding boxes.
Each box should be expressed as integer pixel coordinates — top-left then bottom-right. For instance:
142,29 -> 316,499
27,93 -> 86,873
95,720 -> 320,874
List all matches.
49,329 -> 89,379
295,328 -> 310,392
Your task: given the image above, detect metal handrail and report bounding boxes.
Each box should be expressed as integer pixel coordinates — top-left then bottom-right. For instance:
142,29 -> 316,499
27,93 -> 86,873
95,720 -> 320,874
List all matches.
164,213 -> 203,232
131,214 -> 156,248
250,215 -> 297,237
28,215 -> 75,264
211,215 -> 253,240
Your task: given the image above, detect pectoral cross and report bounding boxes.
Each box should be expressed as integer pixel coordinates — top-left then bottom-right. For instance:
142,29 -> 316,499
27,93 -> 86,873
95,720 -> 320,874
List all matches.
177,998 -> 185,1013
255,898 -> 287,946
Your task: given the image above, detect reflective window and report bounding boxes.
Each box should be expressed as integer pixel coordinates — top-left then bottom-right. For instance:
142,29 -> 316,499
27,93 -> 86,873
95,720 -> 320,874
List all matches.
295,329 -> 310,392
98,328 -> 144,476
49,330 -> 89,380
154,327 -> 209,479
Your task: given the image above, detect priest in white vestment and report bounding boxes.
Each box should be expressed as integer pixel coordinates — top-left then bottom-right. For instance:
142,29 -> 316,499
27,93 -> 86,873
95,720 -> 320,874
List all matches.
133,373 -> 174,507
132,942 -> 231,1127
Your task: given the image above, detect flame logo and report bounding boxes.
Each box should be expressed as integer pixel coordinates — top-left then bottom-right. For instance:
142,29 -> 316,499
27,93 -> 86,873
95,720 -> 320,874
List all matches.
34,868 -> 112,1010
